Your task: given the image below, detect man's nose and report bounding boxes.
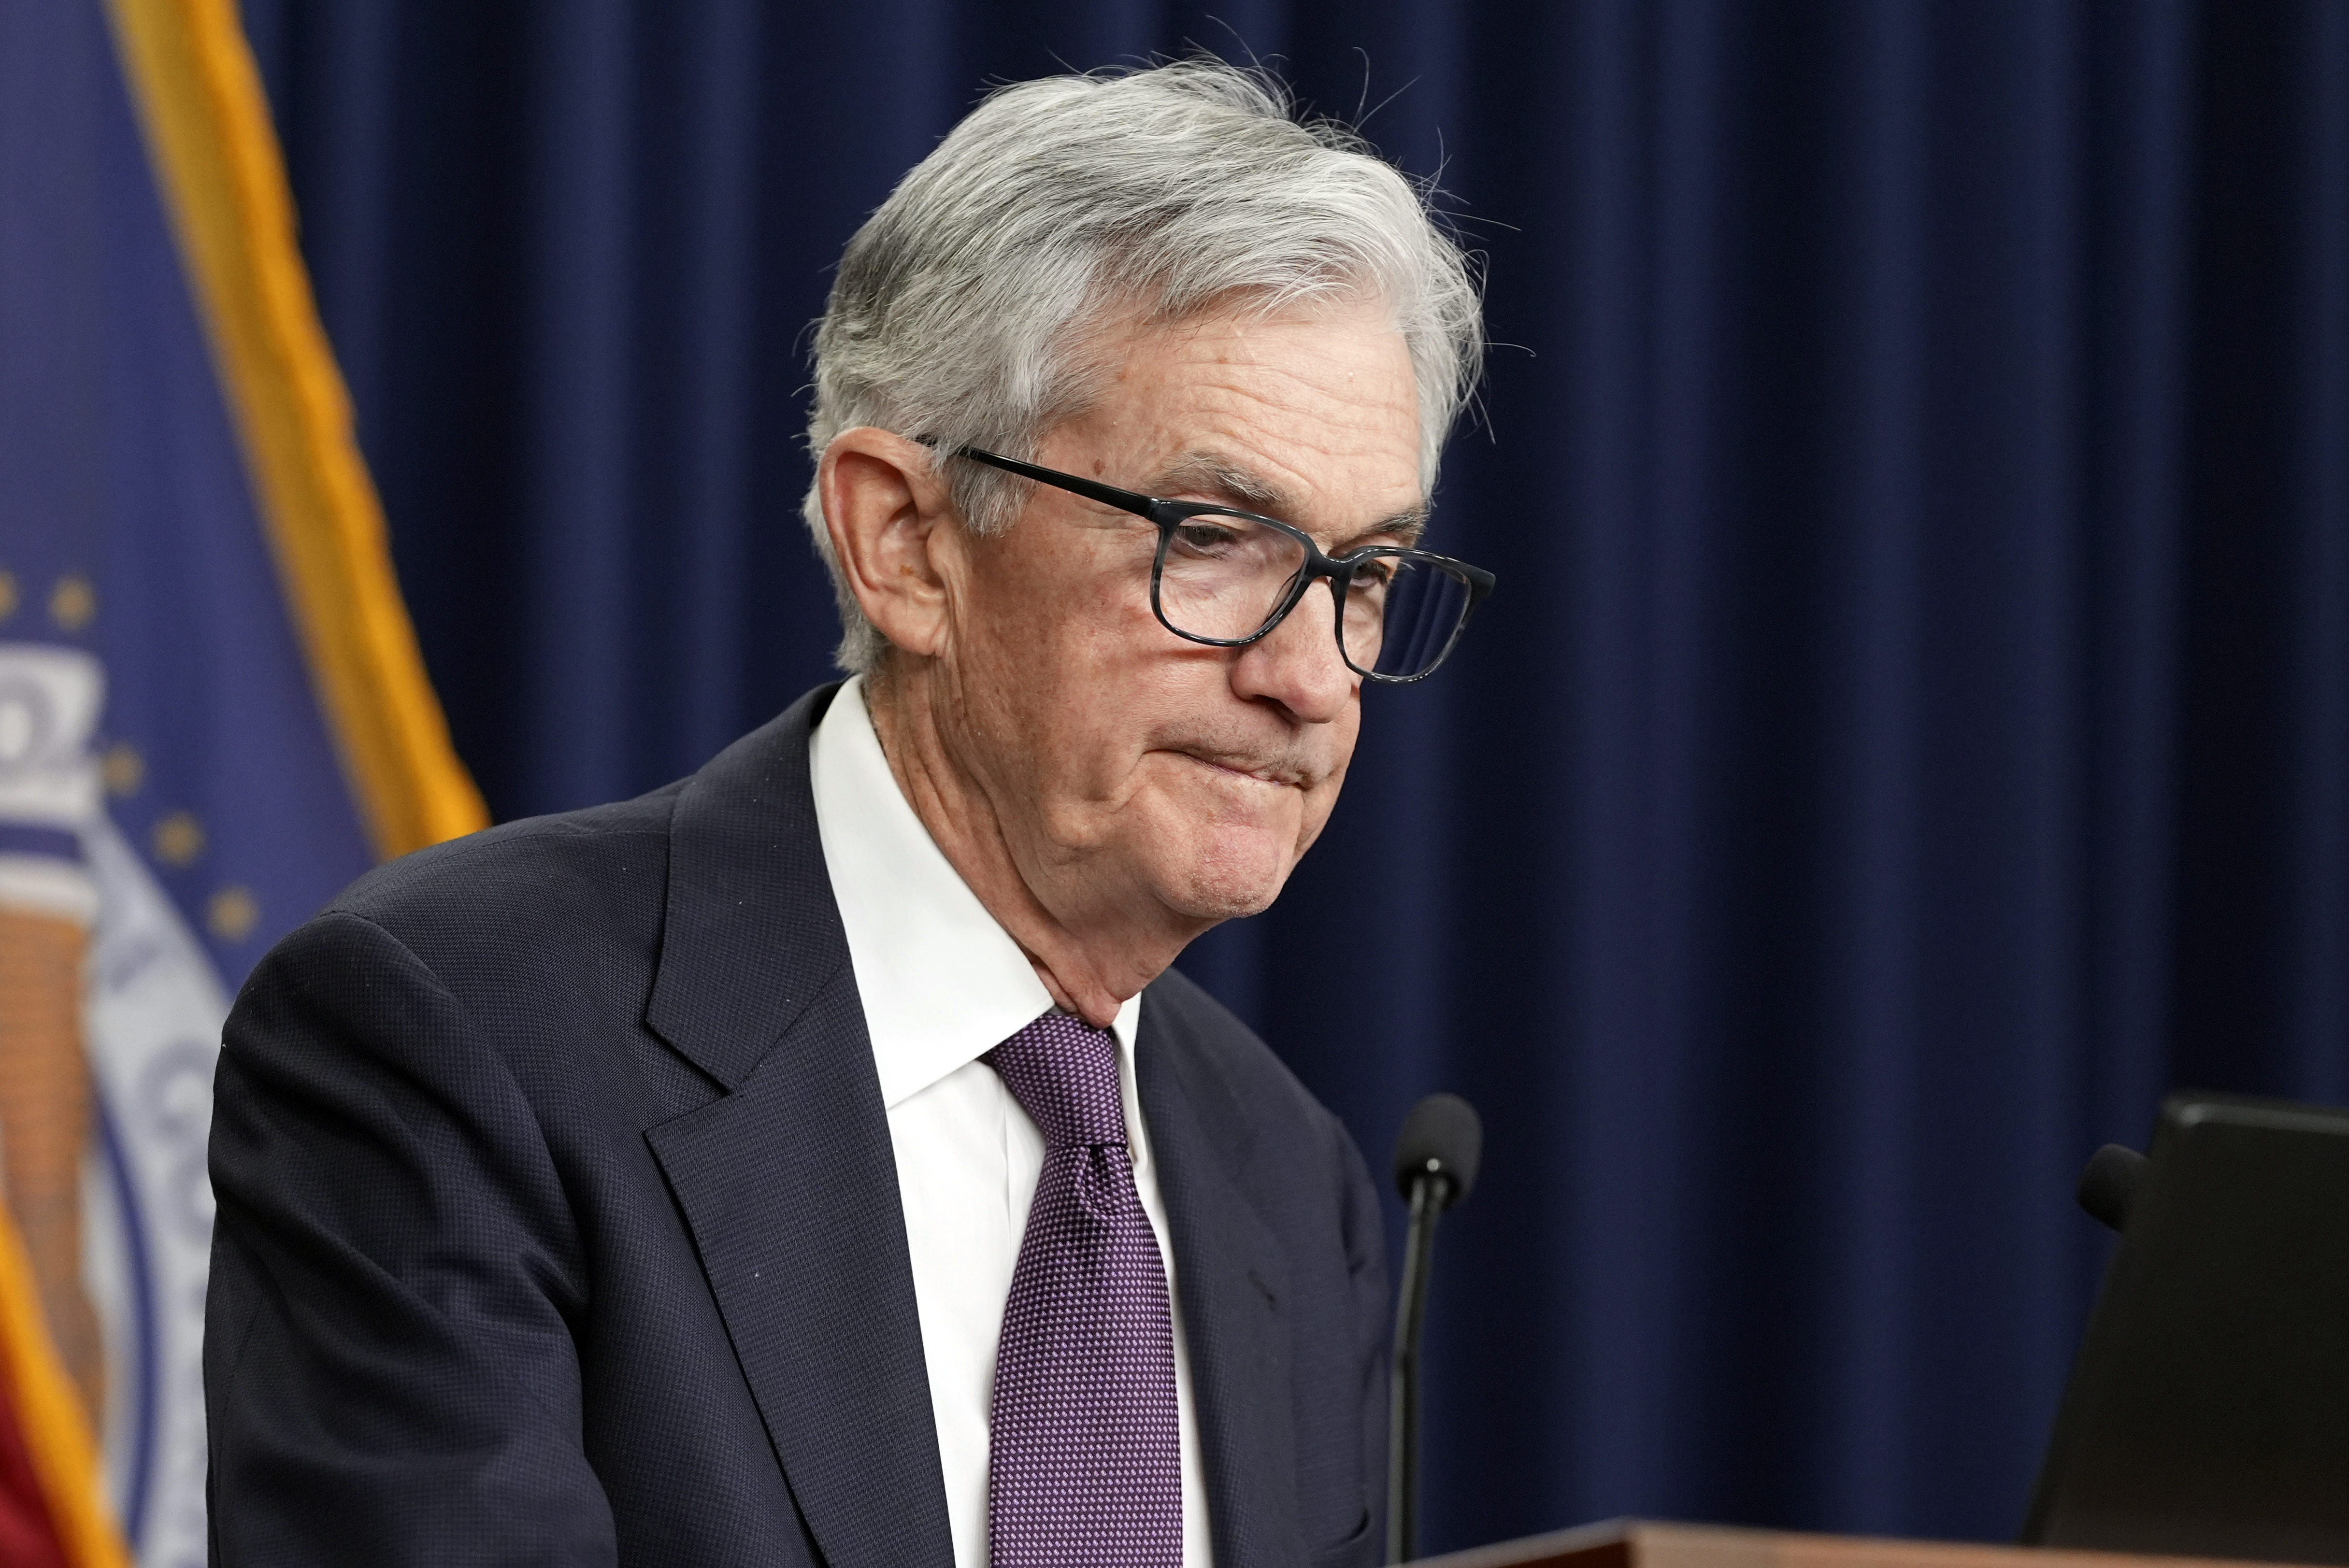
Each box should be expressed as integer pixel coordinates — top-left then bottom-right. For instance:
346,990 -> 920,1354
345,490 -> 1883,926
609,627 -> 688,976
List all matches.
1229,584 -> 1356,722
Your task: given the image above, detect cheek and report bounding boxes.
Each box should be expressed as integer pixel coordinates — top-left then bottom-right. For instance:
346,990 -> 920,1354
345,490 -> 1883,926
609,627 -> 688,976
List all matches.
954,547 -> 1098,702
964,526 -> 1154,675
1043,592 -> 1205,787
976,608 -> 1182,822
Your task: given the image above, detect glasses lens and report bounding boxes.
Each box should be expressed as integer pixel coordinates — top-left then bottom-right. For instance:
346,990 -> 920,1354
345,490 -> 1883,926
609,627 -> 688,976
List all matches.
1343,555 -> 1475,680
1156,513 -> 1312,641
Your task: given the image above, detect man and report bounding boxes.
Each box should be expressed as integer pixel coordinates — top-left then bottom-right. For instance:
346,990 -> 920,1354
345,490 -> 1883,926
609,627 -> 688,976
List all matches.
205,58 -> 1490,1568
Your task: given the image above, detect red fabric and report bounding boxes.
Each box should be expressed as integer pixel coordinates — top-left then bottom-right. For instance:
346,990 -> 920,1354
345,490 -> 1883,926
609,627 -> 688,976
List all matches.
0,1359 -> 72,1568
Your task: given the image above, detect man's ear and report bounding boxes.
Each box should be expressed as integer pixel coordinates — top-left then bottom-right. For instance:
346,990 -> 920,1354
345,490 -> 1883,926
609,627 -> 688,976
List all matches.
817,428 -> 961,660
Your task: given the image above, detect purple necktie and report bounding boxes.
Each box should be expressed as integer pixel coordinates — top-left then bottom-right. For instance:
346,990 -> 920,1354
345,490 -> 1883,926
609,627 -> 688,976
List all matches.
983,1011 -> 1183,1568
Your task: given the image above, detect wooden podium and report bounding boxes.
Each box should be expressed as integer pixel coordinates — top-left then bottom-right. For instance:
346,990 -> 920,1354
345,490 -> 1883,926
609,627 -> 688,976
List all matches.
1414,1519 -> 2289,1568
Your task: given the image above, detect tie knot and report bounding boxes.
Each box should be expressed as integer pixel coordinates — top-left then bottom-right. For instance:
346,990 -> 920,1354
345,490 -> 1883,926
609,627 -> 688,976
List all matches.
983,1011 -> 1126,1150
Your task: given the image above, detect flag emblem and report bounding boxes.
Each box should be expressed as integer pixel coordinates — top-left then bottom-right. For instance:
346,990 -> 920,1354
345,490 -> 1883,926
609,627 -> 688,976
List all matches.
0,0 -> 484,1559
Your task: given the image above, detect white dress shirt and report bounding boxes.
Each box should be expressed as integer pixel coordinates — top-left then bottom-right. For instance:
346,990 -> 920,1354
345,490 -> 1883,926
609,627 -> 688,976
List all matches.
808,677 -> 1211,1568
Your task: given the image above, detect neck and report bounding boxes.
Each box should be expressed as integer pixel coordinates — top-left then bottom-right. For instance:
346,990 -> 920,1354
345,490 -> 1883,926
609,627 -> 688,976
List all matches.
861,663 -> 1209,1029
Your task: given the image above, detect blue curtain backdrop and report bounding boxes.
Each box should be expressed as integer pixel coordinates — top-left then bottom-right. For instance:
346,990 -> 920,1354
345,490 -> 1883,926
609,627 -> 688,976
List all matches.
236,1 -> 2349,1553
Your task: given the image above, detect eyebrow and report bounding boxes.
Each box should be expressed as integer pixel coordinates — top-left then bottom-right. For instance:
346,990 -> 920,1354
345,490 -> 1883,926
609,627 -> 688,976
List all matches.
1141,450 -> 1430,550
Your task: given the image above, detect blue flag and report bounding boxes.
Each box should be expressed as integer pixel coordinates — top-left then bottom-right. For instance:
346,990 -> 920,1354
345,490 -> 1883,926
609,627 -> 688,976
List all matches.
0,0 -> 482,1558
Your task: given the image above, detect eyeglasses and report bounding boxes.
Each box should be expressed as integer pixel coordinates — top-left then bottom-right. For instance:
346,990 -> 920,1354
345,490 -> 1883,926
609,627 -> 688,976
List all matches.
934,444 -> 1495,683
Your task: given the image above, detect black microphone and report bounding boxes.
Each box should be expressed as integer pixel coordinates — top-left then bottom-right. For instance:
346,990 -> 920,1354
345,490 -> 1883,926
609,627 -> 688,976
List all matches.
1388,1093 -> 1482,1565
2077,1142 -> 2148,1232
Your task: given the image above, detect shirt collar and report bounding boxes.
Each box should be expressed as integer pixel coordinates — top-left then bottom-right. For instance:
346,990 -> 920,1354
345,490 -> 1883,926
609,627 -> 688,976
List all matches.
808,677 -> 1141,1110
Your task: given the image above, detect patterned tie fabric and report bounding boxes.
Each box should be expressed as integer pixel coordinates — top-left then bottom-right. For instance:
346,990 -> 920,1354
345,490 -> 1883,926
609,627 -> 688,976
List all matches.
982,1011 -> 1183,1568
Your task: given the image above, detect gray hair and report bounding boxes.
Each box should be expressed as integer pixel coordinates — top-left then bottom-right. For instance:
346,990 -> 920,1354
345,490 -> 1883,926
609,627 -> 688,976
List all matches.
802,57 -> 1485,673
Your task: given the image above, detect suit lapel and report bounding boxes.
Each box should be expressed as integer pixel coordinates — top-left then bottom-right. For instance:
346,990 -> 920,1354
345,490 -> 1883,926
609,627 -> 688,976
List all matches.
643,686 -> 955,1568
1139,991 -> 1305,1568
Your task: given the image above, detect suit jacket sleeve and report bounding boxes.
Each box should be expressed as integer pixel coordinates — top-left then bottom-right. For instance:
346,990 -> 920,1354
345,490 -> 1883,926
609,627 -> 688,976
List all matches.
206,909 -> 615,1566
1336,1115 -> 1389,1564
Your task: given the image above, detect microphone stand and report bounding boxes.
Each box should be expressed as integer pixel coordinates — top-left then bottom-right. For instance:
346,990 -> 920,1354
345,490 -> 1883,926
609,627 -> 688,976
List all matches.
1388,1167 -> 1453,1565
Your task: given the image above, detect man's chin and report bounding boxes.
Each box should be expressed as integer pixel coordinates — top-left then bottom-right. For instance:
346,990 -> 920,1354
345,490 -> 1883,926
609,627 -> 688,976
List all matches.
1128,767 -> 1318,919
1150,838 -> 1298,923
1166,879 -> 1283,924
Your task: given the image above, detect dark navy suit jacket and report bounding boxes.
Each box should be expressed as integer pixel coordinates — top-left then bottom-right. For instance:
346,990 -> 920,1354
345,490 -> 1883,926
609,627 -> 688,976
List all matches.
205,685 -> 1389,1567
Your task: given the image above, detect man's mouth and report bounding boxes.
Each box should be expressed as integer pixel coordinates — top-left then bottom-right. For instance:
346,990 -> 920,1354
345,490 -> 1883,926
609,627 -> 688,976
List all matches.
1174,750 -> 1308,789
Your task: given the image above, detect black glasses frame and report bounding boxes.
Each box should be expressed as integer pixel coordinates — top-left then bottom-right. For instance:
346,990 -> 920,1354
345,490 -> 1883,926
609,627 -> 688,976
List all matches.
934,442 -> 1495,683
